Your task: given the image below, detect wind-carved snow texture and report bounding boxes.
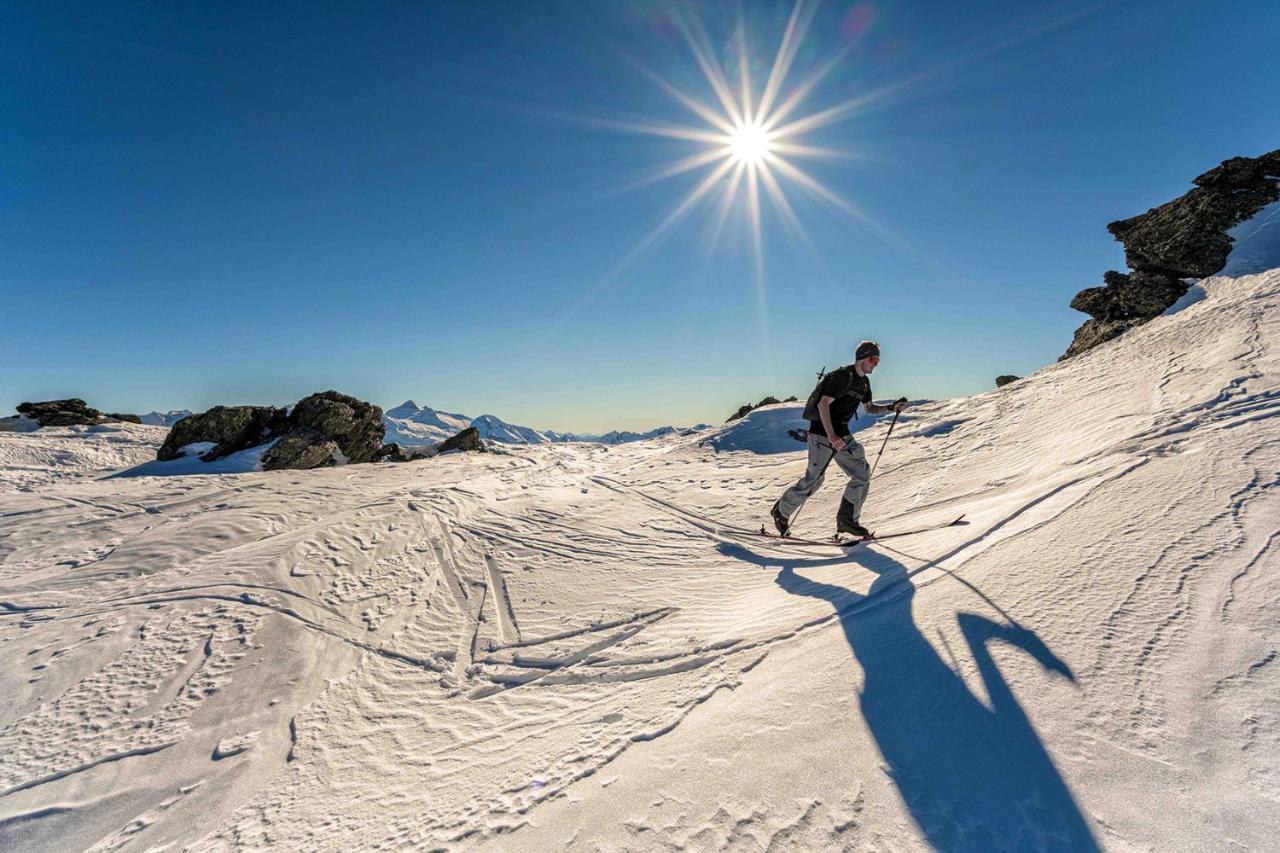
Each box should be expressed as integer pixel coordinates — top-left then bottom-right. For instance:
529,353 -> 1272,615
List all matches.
1,269 -> 1278,851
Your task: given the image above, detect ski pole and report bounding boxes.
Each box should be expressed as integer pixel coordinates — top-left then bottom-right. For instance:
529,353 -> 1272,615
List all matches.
869,399 -> 907,479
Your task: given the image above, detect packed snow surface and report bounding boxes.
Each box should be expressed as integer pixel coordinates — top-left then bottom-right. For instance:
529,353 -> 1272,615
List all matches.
0,423 -> 166,490
2,270 -> 1279,851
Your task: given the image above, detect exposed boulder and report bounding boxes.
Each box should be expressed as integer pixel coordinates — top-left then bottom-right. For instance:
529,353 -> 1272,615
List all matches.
108,413 -> 143,424
274,391 -> 384,467
17,399 -> 107,427
1063,149 -> 1280,360
728,396 -> 798,422
995,375 -> 1020,388
373,442 -> 410,463
261,428 -> 341,470
157,406 -> 289,462
435,426 -> 483,455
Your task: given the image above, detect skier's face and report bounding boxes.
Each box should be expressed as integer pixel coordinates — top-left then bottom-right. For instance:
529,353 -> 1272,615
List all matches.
862,355 -> 880,373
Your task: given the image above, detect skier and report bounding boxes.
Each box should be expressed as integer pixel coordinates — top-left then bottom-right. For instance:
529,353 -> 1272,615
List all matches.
771,340 -> 907,539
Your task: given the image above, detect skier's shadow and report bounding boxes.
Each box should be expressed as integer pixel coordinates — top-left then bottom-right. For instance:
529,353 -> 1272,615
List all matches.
719,542 -> 1098,852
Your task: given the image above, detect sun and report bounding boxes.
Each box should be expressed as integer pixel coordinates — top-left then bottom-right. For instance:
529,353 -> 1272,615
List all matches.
601,0 -> 872,281
589,0 -> 1096,284
727,122 -> 773,165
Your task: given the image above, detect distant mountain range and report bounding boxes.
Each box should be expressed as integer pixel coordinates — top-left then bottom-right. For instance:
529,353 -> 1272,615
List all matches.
139,402 -> 704,446
140,410 -> 195,427
383,401 -> 706,447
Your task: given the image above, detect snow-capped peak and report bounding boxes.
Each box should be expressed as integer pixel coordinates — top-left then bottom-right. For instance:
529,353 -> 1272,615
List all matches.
385,400 -> 423,419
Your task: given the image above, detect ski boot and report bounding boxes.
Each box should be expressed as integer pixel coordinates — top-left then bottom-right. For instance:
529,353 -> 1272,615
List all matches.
836,522 -> 874,540
770,500 -> 791,536
836,498 -> 874,540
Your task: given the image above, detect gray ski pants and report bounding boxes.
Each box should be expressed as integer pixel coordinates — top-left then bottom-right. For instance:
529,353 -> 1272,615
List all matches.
777,432 -> 870,521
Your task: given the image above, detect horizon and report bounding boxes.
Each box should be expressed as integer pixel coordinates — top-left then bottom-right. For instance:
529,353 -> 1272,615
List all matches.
3,1 -> 1279,433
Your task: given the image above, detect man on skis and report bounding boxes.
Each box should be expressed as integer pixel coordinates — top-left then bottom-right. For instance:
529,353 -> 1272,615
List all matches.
771,340 -> 907,539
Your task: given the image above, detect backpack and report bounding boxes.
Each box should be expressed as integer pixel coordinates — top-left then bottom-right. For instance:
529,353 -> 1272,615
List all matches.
801,365 -> 856,422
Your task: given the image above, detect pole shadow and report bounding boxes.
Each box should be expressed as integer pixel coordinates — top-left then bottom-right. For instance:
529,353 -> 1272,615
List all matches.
719,542 -> 1098,852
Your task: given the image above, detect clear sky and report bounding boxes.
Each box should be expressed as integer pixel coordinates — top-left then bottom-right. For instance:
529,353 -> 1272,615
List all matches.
3,1 -> 1277,433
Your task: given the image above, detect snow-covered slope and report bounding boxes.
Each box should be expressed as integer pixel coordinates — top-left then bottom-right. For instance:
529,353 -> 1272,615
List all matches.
2,267 -> 1278,851
1223,200 -> 1280,278
0,422 -> 167,490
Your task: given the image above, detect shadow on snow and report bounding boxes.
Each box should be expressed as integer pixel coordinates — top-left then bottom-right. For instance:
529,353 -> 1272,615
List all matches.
719,542 -> 1098,852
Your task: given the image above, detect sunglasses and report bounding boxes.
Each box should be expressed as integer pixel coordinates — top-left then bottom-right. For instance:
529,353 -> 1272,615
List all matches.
868,355 -> 881,365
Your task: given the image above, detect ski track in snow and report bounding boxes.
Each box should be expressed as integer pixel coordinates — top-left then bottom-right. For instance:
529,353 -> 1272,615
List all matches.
0,270 -> 1278,850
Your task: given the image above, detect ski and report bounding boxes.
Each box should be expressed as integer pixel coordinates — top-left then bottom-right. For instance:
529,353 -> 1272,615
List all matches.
754,514 -> 966,548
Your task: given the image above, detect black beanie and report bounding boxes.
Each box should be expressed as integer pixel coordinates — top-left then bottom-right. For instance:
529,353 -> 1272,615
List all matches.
855,340 -> 880,360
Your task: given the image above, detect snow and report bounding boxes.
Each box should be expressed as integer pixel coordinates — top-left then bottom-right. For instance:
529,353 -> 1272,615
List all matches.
1222,199 -> 1280,278
381,400 -> 474,446
702,403 -> 812,453
0,422 -> 167,490
1163,281 -> 1207,314
1,267 -> 1278,851
111,441 -> 278,478
0,414 -> 41,434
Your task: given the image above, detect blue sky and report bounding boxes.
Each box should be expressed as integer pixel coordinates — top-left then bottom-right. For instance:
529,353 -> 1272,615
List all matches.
3,0 -> 1277,433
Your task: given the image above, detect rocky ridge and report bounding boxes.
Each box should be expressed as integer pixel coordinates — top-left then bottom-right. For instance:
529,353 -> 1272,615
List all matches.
11,399 -> 140,427
1063,148 -> 1280,359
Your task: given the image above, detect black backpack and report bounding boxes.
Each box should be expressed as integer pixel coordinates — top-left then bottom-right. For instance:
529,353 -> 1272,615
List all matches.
801,365 -> 856,422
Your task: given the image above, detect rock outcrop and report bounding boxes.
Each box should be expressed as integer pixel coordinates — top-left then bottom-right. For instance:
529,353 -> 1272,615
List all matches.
995,375 -> 1020,388
727,396 -> 798,422
1063,149 -> 1280,359
15,399 -> 132,427
374,442 -> 410,463
153,391 -> 477,472
156,391 -> 385,471
157,406 -> 289,462
261,428 -> 341,470
435,426 -> 483,455
265,391 -> 384,469
17,399 -> 101,426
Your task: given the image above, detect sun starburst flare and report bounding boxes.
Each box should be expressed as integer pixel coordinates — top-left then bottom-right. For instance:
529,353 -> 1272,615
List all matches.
603,0 -> 881,282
